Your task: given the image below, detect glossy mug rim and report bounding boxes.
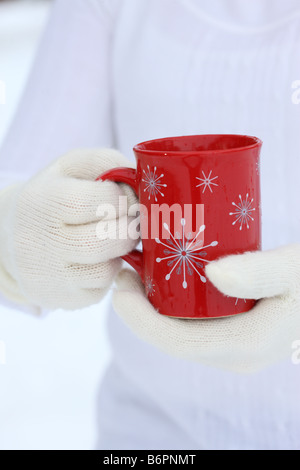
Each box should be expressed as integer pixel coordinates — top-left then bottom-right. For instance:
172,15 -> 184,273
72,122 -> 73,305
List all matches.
133,134 -> 262,157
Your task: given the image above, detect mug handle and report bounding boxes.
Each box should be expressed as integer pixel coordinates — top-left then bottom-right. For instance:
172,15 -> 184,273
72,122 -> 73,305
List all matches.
96,168 -> 144,281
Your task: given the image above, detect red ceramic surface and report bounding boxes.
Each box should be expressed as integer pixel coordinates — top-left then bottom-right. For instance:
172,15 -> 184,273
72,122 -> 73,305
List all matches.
99,134 -> 262,319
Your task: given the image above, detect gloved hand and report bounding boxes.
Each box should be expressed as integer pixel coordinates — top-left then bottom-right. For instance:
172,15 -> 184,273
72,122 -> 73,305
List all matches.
0,148 -> 138,310
113,244 -> 300,373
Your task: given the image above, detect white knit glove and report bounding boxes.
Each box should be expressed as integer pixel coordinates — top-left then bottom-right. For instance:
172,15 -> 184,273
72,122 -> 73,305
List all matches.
113,244 -> 300,373
0,149 -> 138,310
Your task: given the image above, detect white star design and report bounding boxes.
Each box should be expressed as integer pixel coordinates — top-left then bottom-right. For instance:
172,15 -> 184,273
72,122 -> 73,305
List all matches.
196,170 -> 219,194
142,165 -> 167,201
145,276 -> 155,297
155,219 -> 218,289
229,194 -> 256,231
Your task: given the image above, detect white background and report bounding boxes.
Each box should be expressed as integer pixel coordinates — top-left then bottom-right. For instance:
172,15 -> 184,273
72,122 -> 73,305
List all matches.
0,0 -> 112,450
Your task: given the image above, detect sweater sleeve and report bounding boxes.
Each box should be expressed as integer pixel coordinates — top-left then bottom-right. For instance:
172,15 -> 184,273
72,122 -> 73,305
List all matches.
0,0 -> 120,312
0,0 -> 120,178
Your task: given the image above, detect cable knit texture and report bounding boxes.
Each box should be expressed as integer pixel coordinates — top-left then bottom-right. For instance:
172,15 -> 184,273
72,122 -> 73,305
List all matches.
0,148 -> 138,310
113,244 -> 300,373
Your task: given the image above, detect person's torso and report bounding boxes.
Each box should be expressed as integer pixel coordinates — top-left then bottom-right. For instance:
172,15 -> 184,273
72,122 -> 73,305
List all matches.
106,0 -> 300,449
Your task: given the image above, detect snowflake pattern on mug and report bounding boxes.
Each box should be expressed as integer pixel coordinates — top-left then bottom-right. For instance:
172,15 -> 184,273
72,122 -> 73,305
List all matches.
145,276 -> 155,297
226,295 -> 248,306
196,170 -> 219,194
155,219 -> 218,289
142,165 -> 167,201
229,194 -> 255,231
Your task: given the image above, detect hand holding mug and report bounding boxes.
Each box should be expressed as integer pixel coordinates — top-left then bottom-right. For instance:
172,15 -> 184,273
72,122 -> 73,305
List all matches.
112,242 -> 300,373
97,135 -> 300,372
100,134 -> 262,319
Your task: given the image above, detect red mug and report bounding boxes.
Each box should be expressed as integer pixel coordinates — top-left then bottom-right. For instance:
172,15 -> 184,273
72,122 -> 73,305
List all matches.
99,134 -> 262,319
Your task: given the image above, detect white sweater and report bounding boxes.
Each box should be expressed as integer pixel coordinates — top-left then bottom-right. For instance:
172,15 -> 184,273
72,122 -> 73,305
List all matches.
1,0 -> 300,450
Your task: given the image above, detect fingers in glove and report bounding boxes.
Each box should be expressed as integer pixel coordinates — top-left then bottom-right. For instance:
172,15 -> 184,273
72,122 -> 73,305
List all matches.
205,244 -> 300,300
113,269 -> 300,373
114,268 -> 145,292
57,148 -> 134,180
55,178 -> 132,224
61,216 -> 139,264
65,258 -> 121,289
64,287 -> 108,310
113,269 -> 228,346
